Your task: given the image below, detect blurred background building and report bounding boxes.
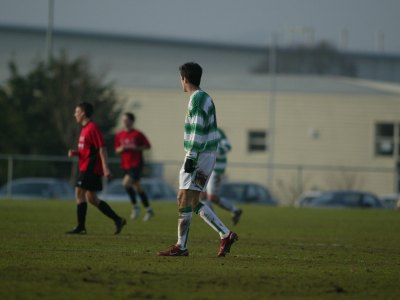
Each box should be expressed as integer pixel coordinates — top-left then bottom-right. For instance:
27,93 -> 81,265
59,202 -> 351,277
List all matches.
1,0 -> 400,203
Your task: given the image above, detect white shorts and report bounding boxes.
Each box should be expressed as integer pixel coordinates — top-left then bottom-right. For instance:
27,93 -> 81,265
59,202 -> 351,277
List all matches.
179,152 -> 216,192
206,171 -> 223,196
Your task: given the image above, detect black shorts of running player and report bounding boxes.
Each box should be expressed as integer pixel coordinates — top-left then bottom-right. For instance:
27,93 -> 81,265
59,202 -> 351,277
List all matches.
124,167 -> 143,182
76,171 -> 103,192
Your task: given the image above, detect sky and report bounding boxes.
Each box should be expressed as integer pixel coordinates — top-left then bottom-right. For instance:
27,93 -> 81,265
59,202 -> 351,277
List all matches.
0,0 -> 400,54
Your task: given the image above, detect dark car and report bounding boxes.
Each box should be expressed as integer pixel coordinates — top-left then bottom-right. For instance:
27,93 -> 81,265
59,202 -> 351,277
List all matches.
0,177 -> 74,200
219,182 -> 277,205
309,191 -> 383,209
295,191 -> 324,207
99,178 -> 177,202
379,194 -> 400,209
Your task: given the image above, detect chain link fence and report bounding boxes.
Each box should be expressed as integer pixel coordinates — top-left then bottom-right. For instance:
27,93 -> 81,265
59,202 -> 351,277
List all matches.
0,154 -> 396,205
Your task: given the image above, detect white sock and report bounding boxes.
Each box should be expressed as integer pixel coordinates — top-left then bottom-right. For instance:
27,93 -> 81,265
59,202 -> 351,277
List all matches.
217,197 -> 237,213
202,200 -> 214,211
196,203 -> 230,239
177,212 -> 192,249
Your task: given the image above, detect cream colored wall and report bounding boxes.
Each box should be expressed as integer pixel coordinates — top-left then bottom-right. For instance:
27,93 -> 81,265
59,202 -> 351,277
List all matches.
117,87 -> 399,199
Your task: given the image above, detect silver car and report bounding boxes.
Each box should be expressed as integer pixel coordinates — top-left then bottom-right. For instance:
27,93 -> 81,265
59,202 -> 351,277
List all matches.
219,182 -> 277,205
99,178 -> 177,202
0,177 -> 74,200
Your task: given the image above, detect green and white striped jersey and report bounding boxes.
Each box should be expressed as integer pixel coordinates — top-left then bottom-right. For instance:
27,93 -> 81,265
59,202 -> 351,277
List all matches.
184,90 -> 219,159
215,128 -> 232,174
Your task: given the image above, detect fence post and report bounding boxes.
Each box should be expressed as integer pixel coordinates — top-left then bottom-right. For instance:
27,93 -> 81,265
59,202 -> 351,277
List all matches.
297,165 -> 303,194
7,155 -> 13,198
396,160 -> 400,193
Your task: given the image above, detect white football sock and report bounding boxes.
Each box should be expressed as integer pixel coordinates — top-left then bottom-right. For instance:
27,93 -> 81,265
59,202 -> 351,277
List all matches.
196,203 -> 230,239
177,212 -> 192,250
202,199 -> 214,211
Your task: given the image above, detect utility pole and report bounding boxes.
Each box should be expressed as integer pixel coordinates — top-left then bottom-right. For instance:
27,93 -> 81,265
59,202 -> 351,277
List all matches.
339,29 -> 349,51
46,0 -> 55,64
267,33 -> 278,188
376,31 -> 385,53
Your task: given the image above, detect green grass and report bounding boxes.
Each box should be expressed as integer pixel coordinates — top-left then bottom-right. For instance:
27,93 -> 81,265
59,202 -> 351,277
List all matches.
0,200 -> 399,300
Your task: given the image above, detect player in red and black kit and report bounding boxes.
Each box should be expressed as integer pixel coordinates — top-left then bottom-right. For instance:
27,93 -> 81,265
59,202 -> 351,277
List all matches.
66,102 -> 126,235
115,113 -> 154,221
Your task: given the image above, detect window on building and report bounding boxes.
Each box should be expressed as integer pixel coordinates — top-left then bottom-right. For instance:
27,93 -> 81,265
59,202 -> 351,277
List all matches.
375,123 -> 395,156
248,130 -> 267,152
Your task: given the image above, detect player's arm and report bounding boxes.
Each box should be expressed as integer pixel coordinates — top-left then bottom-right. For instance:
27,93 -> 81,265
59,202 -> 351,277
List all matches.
93,127 -> 111,177
114,134 -> 124,155
99,147 -> 112,178
128,144 -> 149,151
219,136 -> 232,154
184,107 -> 205,172
68,149 -> 80,158
136,144 -> 151,151
115,146 -> 124,154
135,133 -> 151,151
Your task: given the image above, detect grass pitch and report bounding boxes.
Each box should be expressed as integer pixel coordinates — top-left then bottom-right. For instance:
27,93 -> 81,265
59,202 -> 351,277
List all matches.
0,200 -> 399,300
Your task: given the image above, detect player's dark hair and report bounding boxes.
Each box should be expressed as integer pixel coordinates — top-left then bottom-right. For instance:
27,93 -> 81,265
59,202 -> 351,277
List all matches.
76,102 -> 94,118
124,112 -> 135,123
179,62 -> 202,86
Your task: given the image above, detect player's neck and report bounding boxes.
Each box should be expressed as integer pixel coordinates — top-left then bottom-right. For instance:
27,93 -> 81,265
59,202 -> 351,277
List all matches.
124,126 -> 134,132
81,118 -> 91,126
187,85 -> 200,96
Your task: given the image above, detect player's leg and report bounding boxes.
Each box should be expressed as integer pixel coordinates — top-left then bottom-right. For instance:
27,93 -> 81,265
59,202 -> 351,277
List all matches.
177,189 -> 192,250
123,173 -> 137,205
86,191 -> 126,235
192,192 -> 238,257
192,190 -> 230,239
208,172 -> 242,225
157,189 -> 191,256
192,153 -> 238,256
133,180 -> 154,221
212,195 -> 242,226
157,164 -> 193,256
122,174 -> 140,220
65,187 -> 87,234
200,191 -> 214,210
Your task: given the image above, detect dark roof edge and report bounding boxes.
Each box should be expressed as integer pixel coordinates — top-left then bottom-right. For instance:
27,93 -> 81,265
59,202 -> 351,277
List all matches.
0,24 -> 266,52
1,24 -> 400,58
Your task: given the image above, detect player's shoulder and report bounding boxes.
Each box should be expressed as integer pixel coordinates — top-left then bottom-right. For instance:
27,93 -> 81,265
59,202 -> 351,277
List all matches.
133,128 -> 143,134
115,130 -> 125,137
88,121 -> 103,134
87,120 -> 99,130
191,90 -> 212,109
218,128 -> 226,137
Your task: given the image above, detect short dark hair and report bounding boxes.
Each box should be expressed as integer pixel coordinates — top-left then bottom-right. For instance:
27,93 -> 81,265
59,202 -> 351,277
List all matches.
76,102 -> 94,118
179,62 -> 202,86
124,112 -> 135,122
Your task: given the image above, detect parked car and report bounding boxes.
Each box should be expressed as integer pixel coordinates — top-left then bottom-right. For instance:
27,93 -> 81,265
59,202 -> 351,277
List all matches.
295,191 -> 324,207
219,182 -> 277,205
0,177 -> 74,200
309,191 -> 383,209
380,194 -> 400,209
99,178 -> 177,202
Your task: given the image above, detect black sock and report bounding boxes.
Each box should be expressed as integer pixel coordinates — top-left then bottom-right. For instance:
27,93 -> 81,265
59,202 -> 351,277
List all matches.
98,200 -> 121,223
77,202 -> 87,229
126,187 -> 137,205
139,191 -> 150,208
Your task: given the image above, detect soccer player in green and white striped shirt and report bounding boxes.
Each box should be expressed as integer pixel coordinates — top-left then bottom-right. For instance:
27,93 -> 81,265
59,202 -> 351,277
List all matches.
201,128 -> 243,225
157,62 -> 238,257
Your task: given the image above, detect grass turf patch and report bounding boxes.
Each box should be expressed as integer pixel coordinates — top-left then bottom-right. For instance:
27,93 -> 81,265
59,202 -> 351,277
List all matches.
0,200 -> 399,299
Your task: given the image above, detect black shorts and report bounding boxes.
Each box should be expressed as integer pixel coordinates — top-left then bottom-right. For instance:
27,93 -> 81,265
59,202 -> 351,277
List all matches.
123,167 -> 143,182
76,171 -> 103,192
